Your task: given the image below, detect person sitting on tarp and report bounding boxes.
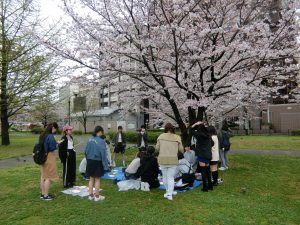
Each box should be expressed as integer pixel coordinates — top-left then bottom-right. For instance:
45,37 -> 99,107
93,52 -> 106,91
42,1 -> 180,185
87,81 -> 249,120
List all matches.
175,152 -> 195,187
124,151 -> 145,179
184,144 -> 197,167
137,146 -> 160,191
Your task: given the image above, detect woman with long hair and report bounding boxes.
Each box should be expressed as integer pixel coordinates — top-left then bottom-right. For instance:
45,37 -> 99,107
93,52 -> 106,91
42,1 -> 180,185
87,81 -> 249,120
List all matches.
191,121 -> 213,192
156,123 -> 183,200
85,126 -> 109,201
59,125 -> 76,188
40,122 -> 60,201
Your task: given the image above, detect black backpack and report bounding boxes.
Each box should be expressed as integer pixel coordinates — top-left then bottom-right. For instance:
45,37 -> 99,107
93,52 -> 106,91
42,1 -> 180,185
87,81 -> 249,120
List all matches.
33,138 -> 48,165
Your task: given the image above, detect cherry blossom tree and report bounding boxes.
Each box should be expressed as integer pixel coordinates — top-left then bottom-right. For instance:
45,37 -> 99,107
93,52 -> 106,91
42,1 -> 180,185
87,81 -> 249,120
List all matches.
47,0 -> 299,142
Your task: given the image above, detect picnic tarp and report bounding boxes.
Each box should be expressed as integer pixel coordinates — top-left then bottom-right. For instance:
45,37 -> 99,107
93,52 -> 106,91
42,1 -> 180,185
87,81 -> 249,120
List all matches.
101,167 -> 202,193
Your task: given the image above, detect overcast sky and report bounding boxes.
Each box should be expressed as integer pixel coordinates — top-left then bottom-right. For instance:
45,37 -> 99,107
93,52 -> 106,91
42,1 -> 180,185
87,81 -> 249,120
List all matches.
39,0 -> 64,23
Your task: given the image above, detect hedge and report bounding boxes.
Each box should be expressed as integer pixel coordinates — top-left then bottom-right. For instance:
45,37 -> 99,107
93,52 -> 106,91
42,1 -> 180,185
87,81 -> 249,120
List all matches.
106,130 -> 163,144
73,130 -> 83,135
31,127 -> 44,134
291,129 -> 300,136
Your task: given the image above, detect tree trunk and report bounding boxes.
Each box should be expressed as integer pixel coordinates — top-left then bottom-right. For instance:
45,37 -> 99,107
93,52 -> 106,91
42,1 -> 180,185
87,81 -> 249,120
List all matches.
1,70 -> 10,145
166,98 -> 189,146
83,117 -> 87,134
1,17 -> 10,145
1,111 -> 10,145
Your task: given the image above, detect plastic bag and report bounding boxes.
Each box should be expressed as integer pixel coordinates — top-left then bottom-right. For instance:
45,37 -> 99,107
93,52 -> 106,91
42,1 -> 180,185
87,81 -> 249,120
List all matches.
117,180 -> 141,191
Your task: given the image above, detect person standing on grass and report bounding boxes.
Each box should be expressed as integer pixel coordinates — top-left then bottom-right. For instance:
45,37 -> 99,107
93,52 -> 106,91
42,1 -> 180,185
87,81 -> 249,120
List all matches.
85,126 -> 108,201
191,121 -> 213,192
219,123 -> 231,171
156,123 -> 184,200
112,126 -> 126,167
59,125 -> 76,188
207,126 -> 220,186
40,122 -> 60,201
137,125 -> 148,151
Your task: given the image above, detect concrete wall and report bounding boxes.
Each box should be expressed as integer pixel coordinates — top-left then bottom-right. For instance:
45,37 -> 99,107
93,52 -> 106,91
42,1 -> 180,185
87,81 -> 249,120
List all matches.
267,104 -> 300,132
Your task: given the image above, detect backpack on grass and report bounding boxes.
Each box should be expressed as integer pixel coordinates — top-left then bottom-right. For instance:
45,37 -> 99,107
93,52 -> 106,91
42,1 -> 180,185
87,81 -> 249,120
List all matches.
33,139 -> 47,165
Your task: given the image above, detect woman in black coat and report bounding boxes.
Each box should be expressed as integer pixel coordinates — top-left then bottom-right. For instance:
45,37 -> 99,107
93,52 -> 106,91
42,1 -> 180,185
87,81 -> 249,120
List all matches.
137,146 -> 160,190
191,121 -> 213,192
59,125 -> 76,188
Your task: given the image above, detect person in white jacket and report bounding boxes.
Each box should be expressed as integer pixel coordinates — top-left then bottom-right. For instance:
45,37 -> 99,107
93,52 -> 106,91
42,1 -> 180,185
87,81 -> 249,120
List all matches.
207,126 -> 220,186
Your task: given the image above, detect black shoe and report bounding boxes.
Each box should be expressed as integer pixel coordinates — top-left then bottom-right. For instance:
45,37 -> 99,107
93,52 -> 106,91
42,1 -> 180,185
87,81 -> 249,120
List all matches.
201,188 -> 208,192
40,194 -> 44,199
42,195 -> 53,201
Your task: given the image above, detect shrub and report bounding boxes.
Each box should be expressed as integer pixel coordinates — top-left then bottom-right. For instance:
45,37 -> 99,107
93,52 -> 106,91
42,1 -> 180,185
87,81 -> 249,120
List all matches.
106,130 -> 163,144
147,131 -> 162,143
291,129 -> 300,136
31,127 -> 44,134
73,130 -> 83,135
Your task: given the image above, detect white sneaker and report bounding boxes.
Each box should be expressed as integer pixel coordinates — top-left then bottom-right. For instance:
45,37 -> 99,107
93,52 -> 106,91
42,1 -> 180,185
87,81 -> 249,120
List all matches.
166,195 -> 173,201
141,182 -> 150,191
218,178 -> 224,184
88,196 -> 94,201
94,195 -> 105,201
219,167 -> 227,171
144,182 -> 150,191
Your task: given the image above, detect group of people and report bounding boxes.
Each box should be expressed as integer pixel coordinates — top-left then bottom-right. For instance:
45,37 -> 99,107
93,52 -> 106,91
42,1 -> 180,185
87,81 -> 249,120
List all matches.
38,120 -> 231,202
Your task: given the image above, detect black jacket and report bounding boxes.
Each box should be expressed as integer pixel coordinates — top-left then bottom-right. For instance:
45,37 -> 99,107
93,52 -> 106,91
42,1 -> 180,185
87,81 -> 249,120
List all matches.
137,132 -> 148,148
191,128 -> 212,160
137,154 -> 160,188
59,135 -> 73,163
112,132 -> 126,146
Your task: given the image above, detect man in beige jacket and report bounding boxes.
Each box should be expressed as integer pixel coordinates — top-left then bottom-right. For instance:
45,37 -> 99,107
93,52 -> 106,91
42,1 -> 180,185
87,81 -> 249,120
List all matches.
156,123 -> 183,200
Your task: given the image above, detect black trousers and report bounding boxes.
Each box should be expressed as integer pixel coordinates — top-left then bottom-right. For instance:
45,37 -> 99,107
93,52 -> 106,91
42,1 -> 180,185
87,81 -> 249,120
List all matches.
63,149 -> 76,187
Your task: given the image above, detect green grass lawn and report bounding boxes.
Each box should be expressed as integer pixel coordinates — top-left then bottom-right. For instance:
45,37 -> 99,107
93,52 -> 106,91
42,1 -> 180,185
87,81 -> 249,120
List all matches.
231,135 -> 300,151
0,134 -> 299,160
0,134 -> 80,159
0,151 -> 299,225
0,134 -> 38,159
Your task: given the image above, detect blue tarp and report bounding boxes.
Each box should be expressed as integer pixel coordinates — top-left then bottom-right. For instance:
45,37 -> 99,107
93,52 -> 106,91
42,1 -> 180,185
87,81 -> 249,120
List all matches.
102,167 -> 125,181
102,167 -> 202,192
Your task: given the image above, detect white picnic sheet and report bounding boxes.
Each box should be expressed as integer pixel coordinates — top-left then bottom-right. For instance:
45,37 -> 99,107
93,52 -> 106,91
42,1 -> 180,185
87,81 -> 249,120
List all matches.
61,186 -> 103,197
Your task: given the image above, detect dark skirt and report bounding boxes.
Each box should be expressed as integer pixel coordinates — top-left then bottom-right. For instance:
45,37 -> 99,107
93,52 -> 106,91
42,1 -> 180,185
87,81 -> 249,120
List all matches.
86,159 -> 104,178
197,156 -> 211,164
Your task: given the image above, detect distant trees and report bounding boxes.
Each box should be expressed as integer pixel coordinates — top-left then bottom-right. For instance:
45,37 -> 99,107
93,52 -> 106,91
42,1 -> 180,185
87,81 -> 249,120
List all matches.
0,0 -> 57,145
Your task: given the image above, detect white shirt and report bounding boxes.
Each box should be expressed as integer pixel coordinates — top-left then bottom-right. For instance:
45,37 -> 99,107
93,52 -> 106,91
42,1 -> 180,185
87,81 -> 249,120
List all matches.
140,136 -> 145,147
118,133 -> 122,143
125,158 -> 141,174
67,137 -> 74,150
